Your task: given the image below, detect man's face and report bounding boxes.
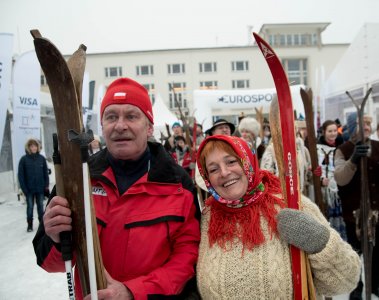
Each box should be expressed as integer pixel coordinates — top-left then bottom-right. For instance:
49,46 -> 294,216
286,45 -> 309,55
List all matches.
355,117 -> 372,139
363,119 -> 372,139
173,126 -> 183,136
212,124 -> 231,136
102,104 -> 153,160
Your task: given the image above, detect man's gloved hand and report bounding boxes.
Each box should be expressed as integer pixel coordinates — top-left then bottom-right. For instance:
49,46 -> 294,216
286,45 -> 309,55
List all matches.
351,142 -> 369,164
277,208 -> 330,254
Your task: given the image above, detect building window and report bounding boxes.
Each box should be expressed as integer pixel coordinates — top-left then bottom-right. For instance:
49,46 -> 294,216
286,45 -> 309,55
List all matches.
282,58 -> 307,85
168,63 -> 185,74
311,33 -> 318,46
169,82 -> 187,109
136,65 -> 154,76
286,34 -> 293,45
199,62 -> 217,73
300,34 -> 308,45
268,34 -> 275,45
41,74 -> 47,86
200,81 -> 218,89
105,67 -> 122,78
293,34 -> 300,45
142,83 -> 155,104
232,61 -> 249,71
232,79 -> 250,89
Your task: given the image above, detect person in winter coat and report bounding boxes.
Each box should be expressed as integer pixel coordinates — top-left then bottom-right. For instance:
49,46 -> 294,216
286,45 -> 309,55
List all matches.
237,117 -> 266,161
196,135 -> 360,299
334,112 -> 379,298
260,136 -> 313,198
316,120 -> 347,240
170,135 -> 193,175
18,138 -> 49,232
33,78 -> 200,300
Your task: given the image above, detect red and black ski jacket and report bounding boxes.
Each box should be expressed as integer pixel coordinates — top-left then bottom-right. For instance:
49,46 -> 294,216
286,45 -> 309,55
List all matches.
33,141 -> 200,300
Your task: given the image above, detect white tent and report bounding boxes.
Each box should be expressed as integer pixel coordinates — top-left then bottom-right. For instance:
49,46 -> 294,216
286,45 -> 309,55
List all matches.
152,93 -> 179,142
321,23 -> 379,125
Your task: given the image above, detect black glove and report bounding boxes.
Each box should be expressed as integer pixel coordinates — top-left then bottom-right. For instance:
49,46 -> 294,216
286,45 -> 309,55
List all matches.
351,142 -> 369,165
277,208 -> 330,254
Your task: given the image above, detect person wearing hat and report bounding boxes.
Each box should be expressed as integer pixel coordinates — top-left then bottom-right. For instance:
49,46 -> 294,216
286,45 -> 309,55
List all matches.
33,77 -> 200,299
196,135 -> 360,298
170,135 -> 192,175
18,138 -> 49,232
205,119 -> 235,136
334,112 -> 379,298
238,117 -> 266,160
164,121 -> 184,152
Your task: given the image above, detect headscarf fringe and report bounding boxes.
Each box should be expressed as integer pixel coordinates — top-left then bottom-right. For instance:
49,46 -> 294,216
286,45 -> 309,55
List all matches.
207,170 -> 285,252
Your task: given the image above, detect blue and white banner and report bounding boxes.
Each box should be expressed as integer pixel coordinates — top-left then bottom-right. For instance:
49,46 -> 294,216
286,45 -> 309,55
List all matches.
0,33 -> 14,152
11,50 -> 41,181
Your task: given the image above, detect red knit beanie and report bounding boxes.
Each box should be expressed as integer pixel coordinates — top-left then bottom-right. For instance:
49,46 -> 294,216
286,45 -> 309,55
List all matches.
100,78 -> 154,124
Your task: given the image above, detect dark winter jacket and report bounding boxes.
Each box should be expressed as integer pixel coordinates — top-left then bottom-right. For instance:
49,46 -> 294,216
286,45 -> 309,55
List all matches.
337,140 -> 379,222
18,139 -> 49,195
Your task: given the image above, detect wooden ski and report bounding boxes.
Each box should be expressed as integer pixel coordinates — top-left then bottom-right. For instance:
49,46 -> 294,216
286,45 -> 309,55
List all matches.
253,32 -> 311,299
300,88 -> 325,216
346,88 -> 375,300
30,30 -> 106,297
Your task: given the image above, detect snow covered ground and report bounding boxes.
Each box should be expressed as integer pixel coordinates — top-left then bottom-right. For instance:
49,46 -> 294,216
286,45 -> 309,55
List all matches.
0,192 -> 67,300
0,191 -> 377,300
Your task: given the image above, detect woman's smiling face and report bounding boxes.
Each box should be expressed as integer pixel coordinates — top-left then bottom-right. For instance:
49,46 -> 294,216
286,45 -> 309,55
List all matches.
206,148 -> 248,201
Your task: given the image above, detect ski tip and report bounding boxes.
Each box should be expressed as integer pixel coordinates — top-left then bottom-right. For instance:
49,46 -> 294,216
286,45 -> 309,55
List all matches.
79,44 -> 87,52
252,32 -> 260,39
30,29 -> 42,39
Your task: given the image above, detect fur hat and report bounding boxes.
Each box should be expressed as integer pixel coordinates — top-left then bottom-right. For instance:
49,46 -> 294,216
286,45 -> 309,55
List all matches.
25,138 -> 40,154
100,78 -> 154,124
238,117 -> 260,137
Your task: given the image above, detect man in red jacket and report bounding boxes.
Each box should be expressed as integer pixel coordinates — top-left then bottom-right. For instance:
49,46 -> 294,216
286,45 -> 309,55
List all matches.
33,78 -> 200,300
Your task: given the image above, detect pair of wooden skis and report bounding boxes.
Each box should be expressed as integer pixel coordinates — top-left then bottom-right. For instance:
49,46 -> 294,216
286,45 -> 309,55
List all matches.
31,30 -> 105,299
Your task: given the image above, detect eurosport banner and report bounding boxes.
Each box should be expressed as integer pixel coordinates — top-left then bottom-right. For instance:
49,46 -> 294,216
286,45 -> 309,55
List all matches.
193,85 -> 305,133
0,33 -> 14,153
11,50 -> 41,184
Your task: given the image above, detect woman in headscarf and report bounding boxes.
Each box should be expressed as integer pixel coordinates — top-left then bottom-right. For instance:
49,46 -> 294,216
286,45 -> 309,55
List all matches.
196,135 -> 360,299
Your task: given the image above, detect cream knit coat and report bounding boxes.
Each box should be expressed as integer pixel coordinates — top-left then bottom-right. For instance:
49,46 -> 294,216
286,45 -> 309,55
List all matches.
197,196 -> 360,299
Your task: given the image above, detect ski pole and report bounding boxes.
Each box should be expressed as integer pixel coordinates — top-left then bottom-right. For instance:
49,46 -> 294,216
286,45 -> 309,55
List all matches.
52,133 -> 75,300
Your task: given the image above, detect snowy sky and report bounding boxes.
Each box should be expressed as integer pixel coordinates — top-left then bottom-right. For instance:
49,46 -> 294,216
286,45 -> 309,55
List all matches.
1,0 -> 379,55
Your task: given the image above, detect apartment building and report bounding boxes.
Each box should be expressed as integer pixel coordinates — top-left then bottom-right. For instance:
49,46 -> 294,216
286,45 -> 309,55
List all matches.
40,22 -> 348,128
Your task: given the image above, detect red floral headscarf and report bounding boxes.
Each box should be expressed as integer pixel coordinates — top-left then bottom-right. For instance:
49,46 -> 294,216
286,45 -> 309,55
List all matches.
197,135 -> 286,250
197,135 -> 264,207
